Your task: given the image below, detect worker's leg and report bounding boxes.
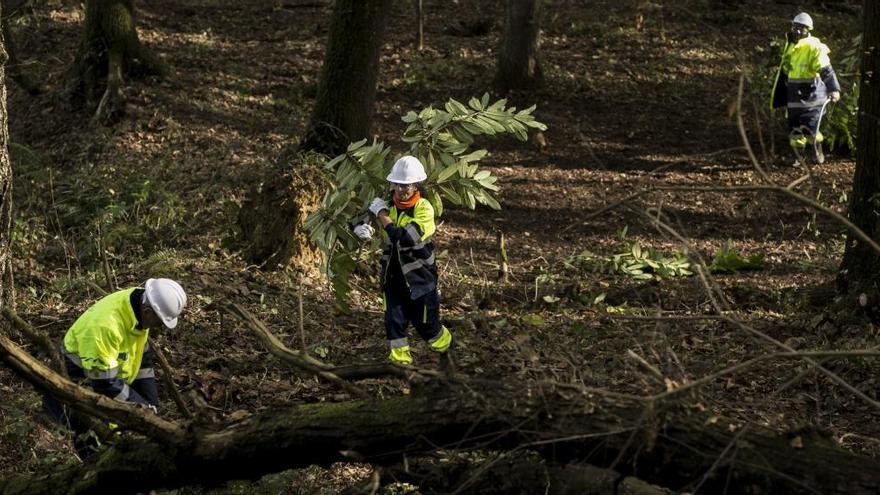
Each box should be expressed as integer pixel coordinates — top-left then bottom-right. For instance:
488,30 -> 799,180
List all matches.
406,289 -> 453,354
790,106 -> 824,164
384,285 -> 412,364
42,357 -> 100,459
788,108 -> 808,164
131,341 -> 159,407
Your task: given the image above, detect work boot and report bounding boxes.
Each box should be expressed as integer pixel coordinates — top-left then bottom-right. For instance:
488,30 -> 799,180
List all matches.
812,142 -> 825,164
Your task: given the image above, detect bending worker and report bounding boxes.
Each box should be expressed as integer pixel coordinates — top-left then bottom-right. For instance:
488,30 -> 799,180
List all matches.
45,278 -> 186,457
770,12 -> 841,165
354,156 -> 454,367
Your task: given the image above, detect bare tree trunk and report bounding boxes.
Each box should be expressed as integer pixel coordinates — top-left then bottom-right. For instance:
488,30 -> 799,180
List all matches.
838,0 -> 880,302
495,0 -> 544,92
298,0 -> 392,155
65,0 -> 166,124
0,7 -> 13,308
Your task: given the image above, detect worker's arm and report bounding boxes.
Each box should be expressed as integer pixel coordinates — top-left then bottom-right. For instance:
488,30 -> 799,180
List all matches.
379,202 -> 435,246
81,331 -> 152,405
88,370 -> 152,405
130,341 -> 159,407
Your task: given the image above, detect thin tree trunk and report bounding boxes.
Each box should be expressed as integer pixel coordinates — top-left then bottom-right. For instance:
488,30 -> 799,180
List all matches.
299,0 -> 392,155
66,0 -> 166,123
0,7 -> 13,308
838,0 -> 880,299
495,0 -> 544,92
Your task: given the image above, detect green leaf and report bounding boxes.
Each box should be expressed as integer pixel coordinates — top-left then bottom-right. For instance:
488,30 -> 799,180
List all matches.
542,295 -> 560,304
347,138 -> 368,152
427,190 -> 443,217
438,163 -> 459,182
521,313 -> 545,327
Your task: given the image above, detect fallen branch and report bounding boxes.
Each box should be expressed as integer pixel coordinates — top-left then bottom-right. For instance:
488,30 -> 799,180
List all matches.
151,342 -> 193,419
0,330 -> 186,447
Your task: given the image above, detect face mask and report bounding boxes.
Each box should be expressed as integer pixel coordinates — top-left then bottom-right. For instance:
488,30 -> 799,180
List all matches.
789,25 -> 809,42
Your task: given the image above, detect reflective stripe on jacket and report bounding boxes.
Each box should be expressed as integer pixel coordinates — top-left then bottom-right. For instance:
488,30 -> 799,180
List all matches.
381,198 -> 437,300
771,35 -> 841,109
63,288 -> 149,387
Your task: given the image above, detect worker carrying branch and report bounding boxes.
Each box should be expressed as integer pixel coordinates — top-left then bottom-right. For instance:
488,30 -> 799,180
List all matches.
353,156 -> 455,369
770,12 -> 841,166
44,278 -> 187,458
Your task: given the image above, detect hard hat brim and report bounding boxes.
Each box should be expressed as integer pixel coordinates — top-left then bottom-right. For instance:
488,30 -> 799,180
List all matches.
163,316 -> 178,329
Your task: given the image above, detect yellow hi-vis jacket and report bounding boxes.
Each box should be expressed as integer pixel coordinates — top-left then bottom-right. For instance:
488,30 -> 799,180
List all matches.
380,198 -> 437,299
63,288 -> 150,402
770,35 -> 841,110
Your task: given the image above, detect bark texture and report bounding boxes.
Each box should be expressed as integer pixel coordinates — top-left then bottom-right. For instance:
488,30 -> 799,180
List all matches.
1,377 -> 878,495
66,0 -> 166,123
838,0 -> 880,298
495,0 -> 544,92
299,0 -> 392,155
0,13 -> 12,308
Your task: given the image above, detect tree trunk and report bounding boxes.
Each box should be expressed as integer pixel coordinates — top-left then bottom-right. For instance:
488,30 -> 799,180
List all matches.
2,378 -> 878,495
237,153 -> 324,269
65,0 -> 166,124
298,0 -> 392,155
0,8 -> 13,308
494,0 -> 544,93
838,0 -> 880,301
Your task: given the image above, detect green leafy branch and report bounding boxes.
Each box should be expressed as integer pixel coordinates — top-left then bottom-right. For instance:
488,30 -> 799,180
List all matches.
304,94 -> 547,310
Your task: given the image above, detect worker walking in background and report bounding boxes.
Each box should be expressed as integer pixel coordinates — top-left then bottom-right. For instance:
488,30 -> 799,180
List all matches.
354,156 -> 454,369
770,12 -> 841,166
44,278 -> 187,458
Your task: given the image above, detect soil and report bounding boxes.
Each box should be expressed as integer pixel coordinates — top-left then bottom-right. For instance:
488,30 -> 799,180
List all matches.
0,0 -> 875,493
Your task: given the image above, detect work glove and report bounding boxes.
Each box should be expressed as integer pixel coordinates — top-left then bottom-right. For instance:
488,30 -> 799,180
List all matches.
368,197 -> 389,216
138,403 -> 158,414
353,223 -> 375,241
829,91 -> 841,103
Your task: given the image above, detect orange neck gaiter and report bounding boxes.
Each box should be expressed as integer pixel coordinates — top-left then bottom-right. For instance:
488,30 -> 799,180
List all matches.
393,190 -> 420,211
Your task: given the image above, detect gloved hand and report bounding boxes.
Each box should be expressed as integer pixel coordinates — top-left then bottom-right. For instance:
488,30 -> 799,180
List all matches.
138,403 -> 158,414
830,91 -> 841,103
353,223 -> 375,241
368,198 -> 389,216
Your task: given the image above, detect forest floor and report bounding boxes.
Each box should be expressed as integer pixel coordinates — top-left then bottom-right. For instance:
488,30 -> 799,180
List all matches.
0,0 -> 875,493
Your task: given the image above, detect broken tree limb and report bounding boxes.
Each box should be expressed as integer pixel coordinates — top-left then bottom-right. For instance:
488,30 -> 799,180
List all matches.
1,377 -> 878,495
1,307 -> 65,374
225,303 -> 438,388
151,341 -> 193,419
0,331 -> 187,447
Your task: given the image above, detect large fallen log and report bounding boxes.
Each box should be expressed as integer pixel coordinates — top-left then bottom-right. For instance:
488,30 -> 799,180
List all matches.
1,373 -> 878,495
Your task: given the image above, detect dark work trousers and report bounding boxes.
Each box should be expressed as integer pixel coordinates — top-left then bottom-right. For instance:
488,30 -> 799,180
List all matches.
384,275 -> 441,344
788,105 -> 824,141
42,357 -> 101,459
43,351 -> 159,459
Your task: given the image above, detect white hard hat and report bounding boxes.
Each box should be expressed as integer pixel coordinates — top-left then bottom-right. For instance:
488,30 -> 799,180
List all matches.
792,12 -> 813,30
144,278 -> 187,329
386,155 -> 427,184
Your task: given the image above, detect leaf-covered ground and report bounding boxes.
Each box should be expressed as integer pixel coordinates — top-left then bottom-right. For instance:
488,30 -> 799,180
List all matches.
1,0 -> 875,492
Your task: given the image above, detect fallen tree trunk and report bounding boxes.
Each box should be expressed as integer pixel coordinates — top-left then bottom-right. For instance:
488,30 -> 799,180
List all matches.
1,376 -> 878,495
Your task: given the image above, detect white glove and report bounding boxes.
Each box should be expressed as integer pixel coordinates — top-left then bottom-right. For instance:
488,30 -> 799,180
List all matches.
830,91 -> 841,103
353,223 -> 375,241
368,198 -> 388,216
